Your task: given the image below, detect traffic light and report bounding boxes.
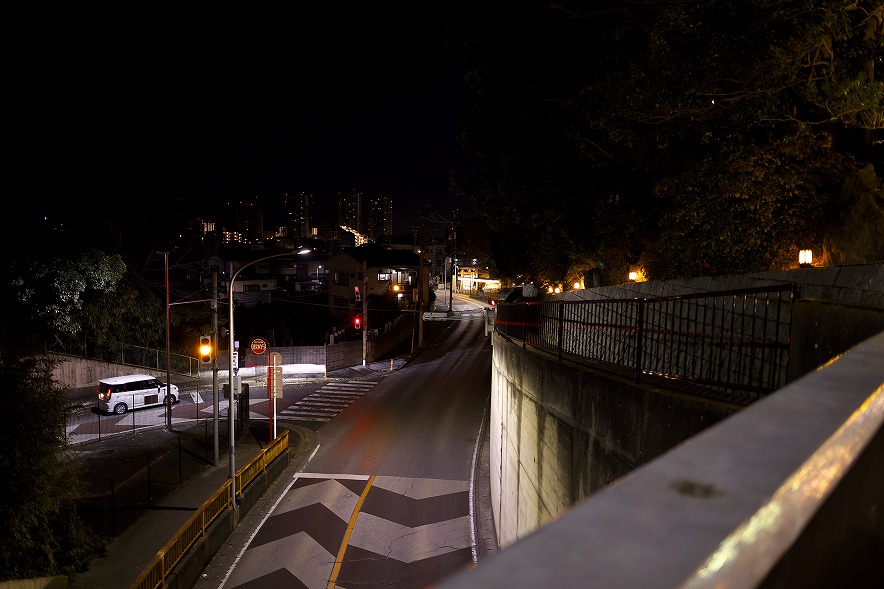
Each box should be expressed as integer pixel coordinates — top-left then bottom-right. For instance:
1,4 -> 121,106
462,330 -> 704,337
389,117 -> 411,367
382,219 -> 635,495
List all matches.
353,315 -> 363,330
199,335 -> 212,364
354,286 -> 362,302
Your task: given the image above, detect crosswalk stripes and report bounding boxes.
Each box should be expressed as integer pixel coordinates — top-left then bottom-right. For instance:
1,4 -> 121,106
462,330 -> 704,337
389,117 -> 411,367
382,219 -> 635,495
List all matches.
280,380 -> 378,423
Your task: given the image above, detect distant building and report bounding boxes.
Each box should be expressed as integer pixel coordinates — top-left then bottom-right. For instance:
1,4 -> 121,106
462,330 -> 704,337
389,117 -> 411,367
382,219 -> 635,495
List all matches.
317,224 -> 357,254
338,189 -> 363,234
424,243 -> 448,284
324,244 -> 428,323
369,195 -> 393,242
281,191 -> 313,238
224,199 -> 264,244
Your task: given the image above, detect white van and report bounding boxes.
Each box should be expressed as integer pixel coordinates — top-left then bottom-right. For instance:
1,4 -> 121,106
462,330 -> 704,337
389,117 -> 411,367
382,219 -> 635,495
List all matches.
96,374 -> 179,415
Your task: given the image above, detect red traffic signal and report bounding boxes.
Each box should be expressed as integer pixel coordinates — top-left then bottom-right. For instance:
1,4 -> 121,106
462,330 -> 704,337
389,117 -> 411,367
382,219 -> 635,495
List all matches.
353,315 -> 363,329
489,298 -> 497,306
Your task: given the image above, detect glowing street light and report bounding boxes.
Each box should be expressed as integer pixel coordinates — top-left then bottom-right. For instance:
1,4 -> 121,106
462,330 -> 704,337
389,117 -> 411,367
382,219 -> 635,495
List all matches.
226,247 -> 310,507
799,249 -> 813,267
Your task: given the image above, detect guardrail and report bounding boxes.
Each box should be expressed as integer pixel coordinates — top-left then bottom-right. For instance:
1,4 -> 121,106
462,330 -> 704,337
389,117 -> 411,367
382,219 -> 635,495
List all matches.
129,430 -> 289,589
495,284 -> 798,398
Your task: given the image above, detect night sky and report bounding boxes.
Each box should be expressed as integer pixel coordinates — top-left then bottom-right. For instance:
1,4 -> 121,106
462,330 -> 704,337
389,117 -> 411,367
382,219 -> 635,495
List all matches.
12,3 -> 476,237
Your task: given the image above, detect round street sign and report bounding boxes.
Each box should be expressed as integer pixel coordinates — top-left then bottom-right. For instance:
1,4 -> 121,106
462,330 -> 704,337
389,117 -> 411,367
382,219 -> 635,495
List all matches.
249,337 -> 268,355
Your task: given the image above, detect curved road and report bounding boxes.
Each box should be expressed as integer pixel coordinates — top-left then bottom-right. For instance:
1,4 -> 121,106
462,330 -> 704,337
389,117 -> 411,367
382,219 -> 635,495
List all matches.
196,294 -> 493,589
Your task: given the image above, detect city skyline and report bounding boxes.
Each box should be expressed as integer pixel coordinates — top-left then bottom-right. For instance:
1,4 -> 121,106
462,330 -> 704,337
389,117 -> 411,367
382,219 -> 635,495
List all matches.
10,3 -> 477,246
217,188 -> 468,244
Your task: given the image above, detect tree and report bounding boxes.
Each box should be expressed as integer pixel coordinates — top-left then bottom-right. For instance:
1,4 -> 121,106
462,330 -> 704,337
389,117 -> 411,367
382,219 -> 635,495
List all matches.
5,248 -> 126,349
646,130 -> 856,278
80,278 -> 166,356
0,353 -> 104,581
434,0 -> 881,284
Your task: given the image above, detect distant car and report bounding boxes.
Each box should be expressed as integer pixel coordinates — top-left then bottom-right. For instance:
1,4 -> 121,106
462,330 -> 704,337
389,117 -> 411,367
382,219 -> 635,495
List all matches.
504,287 -> 524,303
96,374 -> 179,415
503,284 -> 539,303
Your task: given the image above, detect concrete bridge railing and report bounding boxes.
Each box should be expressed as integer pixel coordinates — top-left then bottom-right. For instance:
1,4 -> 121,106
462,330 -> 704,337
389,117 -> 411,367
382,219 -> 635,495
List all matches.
440,264 -> 883,587
439,321 -> 884,588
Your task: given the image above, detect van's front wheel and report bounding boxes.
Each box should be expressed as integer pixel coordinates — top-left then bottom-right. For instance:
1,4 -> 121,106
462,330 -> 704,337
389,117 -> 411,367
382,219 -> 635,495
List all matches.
113,403 -> 127,415
164,395 -> 177,406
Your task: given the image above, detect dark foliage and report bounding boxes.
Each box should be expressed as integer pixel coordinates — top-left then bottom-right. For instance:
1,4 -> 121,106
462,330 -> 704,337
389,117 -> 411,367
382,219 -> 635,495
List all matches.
433,0 -> 882,284
0,353 -> 105,581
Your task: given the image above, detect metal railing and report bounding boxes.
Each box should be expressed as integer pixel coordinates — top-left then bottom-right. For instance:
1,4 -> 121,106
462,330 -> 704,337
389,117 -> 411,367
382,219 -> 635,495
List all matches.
495,284 -> 799,399
130,430 -> 290,589
47,336 -> 201,377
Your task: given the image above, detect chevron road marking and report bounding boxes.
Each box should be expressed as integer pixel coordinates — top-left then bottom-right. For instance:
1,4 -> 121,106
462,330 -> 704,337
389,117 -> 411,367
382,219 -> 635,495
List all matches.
223,474 -> 472,589
328,475 -> 375,588
348,512 -> 472,562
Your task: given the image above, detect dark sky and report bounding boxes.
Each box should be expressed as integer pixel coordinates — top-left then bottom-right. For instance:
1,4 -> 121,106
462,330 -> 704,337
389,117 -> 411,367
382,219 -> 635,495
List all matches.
13,3 -> 476,237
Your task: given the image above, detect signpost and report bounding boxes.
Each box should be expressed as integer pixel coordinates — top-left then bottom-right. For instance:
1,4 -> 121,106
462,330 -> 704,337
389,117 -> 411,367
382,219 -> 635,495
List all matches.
268,352 -> 282,439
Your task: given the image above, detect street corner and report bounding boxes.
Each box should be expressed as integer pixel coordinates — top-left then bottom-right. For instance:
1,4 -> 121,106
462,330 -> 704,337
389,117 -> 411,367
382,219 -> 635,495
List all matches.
276,424 -> 319,469
368,357 -> 408,372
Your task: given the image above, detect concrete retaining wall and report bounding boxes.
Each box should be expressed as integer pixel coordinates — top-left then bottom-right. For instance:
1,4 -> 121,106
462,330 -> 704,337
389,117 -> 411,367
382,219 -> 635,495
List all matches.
444,330 -> 884,589
561,264 -> 883,307
491,333 -> 740,547
490,265 -> 884,548
50,313 -> 415,396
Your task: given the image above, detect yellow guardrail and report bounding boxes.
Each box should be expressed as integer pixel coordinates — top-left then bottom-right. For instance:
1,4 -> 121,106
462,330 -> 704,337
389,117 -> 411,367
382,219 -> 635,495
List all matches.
130,430 -> 289,589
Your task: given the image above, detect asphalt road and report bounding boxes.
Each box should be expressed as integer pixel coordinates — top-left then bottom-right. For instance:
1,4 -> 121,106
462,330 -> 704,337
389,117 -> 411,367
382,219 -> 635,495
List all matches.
194,294 -> 493,589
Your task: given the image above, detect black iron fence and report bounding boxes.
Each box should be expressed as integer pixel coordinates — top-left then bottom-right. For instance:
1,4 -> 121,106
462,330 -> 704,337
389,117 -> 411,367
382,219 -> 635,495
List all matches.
494,284 -> 799,399
74,421 -> 223,541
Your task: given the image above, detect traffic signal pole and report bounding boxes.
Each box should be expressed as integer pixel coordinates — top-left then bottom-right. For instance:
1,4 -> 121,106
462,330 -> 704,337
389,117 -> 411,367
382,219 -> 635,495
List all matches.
362,260 -> 368,367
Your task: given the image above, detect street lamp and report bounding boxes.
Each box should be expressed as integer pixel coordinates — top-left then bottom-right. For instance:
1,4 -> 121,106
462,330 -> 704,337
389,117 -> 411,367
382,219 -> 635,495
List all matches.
799,249 -> 813,268
226,247 -> 310,508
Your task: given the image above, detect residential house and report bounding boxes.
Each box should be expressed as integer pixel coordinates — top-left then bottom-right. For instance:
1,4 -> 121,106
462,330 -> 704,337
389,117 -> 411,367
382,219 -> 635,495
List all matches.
324,244 -> 428,325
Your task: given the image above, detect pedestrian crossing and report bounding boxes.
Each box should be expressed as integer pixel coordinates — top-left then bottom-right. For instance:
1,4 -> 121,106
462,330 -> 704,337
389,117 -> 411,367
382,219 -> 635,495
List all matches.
279,379 -> 378,423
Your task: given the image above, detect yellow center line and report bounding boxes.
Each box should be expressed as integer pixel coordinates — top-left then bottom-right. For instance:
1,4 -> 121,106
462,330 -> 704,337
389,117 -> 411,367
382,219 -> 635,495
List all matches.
328,474 -> 376,589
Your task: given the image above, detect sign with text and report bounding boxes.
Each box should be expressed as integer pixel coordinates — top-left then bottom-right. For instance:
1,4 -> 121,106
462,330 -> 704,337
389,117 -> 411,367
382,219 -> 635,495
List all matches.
249,337 -> 268,355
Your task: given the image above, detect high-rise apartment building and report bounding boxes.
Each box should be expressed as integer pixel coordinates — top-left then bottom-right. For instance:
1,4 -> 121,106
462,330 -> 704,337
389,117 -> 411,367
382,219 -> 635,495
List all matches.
281,191 -> 312,238
225,198 -> 264,244
338,189 -> 362,233
369,195 -> 393,242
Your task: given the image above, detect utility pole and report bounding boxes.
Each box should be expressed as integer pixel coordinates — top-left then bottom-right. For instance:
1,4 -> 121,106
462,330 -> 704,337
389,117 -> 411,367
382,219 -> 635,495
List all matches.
449,227 -> 456,313
212,271 -> 219,467
163,251 -> 172,430
418,234 -> 425,347
414,205 -> 431,346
